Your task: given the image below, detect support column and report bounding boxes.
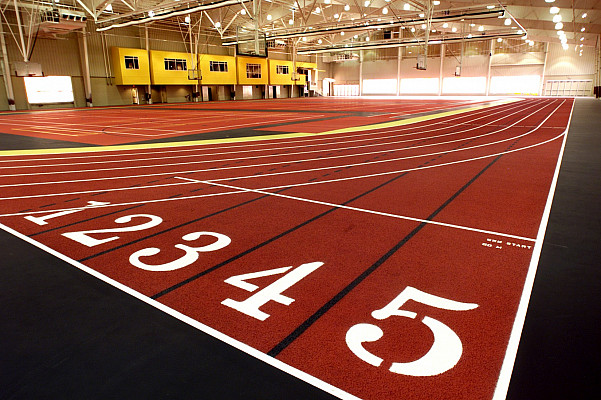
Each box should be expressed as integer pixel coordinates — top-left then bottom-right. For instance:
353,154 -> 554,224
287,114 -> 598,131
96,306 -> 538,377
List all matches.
486,39 -> 494,96
397,27 -> 402,96
78,28 -> 93,107
539,42 -> 549,96
145,26 -> 153,104
0,20 -> 16,110
439,43 -> 445,96
359,50 -> 363,96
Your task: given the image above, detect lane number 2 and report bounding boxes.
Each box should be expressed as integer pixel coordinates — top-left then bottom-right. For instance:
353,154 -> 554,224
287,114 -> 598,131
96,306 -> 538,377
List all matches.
346,286 -> 478,377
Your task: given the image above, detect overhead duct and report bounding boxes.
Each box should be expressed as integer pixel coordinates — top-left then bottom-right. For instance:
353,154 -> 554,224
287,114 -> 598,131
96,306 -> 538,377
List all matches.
223,6 -> 506,46
96,0 -> 250,32
297,31 -> 527,55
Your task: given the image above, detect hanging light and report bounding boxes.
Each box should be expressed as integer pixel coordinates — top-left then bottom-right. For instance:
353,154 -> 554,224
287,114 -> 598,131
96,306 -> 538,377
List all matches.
148,10 -> 155,17
555,22 -> 563,30
451,27 -> 457,32
324,0 -> 331,3
318,39 -> 323,44
302,36 -> 307,41
214,21 -> 221,28
364,0 -> 370,6
544,0 -> 555,2
267,14 -> 272,21
404,3 -> 410,11
421,24 -> 427,29
443,22 -> 448,28
528,41 -> 535,46
340,31 -> 345,36
581,27 -> 586,32
365,36 -> 370,41
433,0 -> 440,5
184,15 -> 191,23
504,18 -> 511,26
334,13 -> 339,19
478,25 -> 484,31
315,7 -> 320,14
582,13 -> 587,18
552,15 -> 562,23
549,7 -> 560,14
580,37 -> 584,41
467,33 -> 473,38
344,4 -> 350,11
240,9 -> 246,15
288,19 -> 294,25
497,38 -> 503,43
562,43 -> 569,50
410,27 -> 415,32
382,7 -> 388,14
105,4 -> 113,12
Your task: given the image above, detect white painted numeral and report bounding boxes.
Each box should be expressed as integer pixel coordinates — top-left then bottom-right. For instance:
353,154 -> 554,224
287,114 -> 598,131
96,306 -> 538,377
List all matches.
221,261 -> 324,321
129,231 -> 231,272
62,214 -> 162,247
346,286 -> 478,377
25,201 -> 110,226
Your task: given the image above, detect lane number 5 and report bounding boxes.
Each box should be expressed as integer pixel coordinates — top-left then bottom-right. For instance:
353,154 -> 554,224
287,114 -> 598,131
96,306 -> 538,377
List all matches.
346,286 -> 478,376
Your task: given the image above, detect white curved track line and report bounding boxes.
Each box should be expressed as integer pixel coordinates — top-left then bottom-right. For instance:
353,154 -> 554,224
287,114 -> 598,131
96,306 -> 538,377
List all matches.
0,100 -> 560,181
0,99 -> 546,170
0,99 -> 524,161
0,131 -> 566,218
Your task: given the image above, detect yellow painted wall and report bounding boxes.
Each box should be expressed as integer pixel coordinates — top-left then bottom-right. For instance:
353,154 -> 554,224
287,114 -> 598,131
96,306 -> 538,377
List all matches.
150,50 -> 195,85
111,47 -> 150,86
237,56 -> 268,85
269,60 -> 297,85
198,54 -> 237,85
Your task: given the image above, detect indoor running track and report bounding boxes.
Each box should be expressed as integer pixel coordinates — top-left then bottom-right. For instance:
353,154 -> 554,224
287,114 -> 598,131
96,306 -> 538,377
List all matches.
0,97 -> 574,400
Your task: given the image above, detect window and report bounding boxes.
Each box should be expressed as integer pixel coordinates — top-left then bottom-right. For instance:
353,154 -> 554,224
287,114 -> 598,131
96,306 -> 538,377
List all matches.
246,63 -> 261,79
164,58 -> 187,71
124,56 -> 139,70
209,61 -> 228,72
276,65 -> 289,75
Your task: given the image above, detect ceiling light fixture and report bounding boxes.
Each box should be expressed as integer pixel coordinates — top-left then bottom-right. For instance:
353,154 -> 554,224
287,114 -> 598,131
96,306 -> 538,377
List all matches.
240,9 -> 246,15
289,19 -> 294,25
148,10 -> 155,17
451,27 -> 457,32
382,7 -> 388,14
552,15 -> 562,23
267,14 -> 272,20
582,13 -> 587,18
215,21 -> 221,28
478,25 -> 484,31
555,22 -> 563,29
581,27 -> 586,32
549,7 -> 559,14
504,18 -> 511,25
404,3 -> 410,11
344,4 -> 350,11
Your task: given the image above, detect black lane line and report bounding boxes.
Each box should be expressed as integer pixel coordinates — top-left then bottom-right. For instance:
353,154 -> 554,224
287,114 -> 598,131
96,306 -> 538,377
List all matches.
150,170 -> 414,300
267,150 -> 507,357
149,121 -> 525,301
267,102 -> 565,356
30,204 -> 144,237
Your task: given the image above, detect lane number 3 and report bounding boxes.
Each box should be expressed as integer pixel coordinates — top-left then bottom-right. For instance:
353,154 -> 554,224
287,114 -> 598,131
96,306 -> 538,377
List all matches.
346,286 -> 478,377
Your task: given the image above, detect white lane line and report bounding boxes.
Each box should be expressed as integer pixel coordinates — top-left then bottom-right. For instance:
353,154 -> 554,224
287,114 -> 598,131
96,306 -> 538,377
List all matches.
491,99 -> 575,400
175,176 -> 537,242
0,100 -> 562,180
1,99 -> 544,170
0,98 -> 527,160
0,221 -> 361,400
0,181 -> 197,201
0,131 -> 566,218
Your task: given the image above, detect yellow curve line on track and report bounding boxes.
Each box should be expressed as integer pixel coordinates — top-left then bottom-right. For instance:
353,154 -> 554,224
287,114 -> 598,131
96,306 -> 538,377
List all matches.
0,98 -> 520,157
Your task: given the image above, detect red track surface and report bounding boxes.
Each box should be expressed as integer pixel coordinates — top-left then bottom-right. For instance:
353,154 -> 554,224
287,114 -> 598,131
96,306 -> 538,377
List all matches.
0,98 -> 479,145
0,97 -> 573,400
